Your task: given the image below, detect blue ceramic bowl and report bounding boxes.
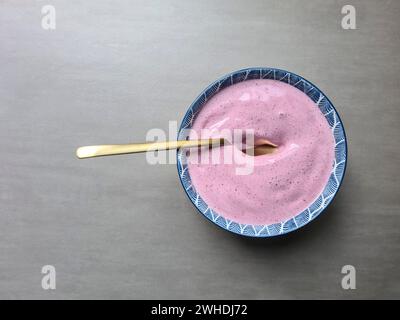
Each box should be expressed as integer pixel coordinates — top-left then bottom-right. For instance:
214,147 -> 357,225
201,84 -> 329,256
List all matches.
177,68 -> 347,237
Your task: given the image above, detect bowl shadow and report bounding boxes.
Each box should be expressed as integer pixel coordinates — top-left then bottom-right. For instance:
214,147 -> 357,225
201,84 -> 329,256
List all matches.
194,167 -> 351,253
233,180 -> 349,253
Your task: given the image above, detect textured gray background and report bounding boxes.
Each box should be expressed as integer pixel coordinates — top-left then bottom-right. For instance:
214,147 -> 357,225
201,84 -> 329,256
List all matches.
0,0 -> 399,299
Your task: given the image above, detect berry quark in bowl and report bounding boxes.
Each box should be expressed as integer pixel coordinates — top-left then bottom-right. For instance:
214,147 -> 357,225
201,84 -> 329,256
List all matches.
177,68 -> 347,237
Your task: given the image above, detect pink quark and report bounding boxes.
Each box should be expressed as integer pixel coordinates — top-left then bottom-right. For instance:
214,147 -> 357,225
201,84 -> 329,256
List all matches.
187,79 -> 335,225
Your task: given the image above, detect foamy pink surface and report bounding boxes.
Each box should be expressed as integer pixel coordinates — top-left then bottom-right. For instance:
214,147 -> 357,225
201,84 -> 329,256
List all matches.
187,79 -> 334,225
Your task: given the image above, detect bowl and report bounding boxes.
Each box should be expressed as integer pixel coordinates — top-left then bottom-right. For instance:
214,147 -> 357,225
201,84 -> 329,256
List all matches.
177,67 -> 347,237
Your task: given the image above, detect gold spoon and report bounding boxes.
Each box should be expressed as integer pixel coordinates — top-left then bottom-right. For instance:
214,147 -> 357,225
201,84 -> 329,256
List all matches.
76,138 -> 277,159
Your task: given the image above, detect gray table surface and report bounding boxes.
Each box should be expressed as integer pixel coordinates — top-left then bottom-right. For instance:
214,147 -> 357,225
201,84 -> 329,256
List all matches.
1,0 -> 399,299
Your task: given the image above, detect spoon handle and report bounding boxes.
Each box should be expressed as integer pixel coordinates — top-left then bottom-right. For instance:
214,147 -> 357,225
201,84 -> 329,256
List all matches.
76,138 -> 224,159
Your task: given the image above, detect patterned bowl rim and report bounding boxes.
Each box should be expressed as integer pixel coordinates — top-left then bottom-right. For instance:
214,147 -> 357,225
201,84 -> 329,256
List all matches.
176,67 -> 348,237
